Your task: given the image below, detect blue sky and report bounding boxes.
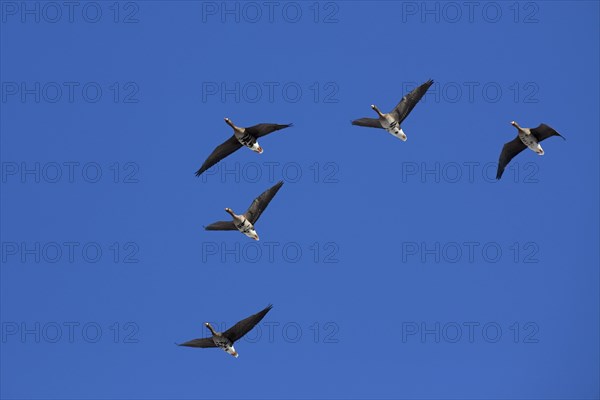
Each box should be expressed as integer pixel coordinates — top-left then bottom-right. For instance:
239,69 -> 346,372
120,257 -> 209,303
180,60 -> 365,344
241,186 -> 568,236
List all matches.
1,1 -> 599,399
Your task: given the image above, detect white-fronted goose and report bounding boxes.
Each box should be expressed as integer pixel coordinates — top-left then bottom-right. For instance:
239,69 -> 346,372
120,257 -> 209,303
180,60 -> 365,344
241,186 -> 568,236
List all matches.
204,181 -> 284,240
195,119 -> 292,177
351,79 -> 433,141
177,305 -> 273,358
496,121 -> 565,180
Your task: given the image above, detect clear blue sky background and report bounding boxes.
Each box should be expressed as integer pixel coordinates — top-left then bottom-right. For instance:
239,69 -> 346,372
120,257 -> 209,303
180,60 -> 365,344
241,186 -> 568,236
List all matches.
1,1 -> 599,399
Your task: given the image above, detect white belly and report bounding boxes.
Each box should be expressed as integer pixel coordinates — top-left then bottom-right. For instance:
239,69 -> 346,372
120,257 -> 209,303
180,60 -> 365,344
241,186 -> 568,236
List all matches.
237,132 -> 263,153
519,132 -> 544,154
246,141 -> 262,153
225,345 -> 238,358
381,118 -> 406,141
235,218 -> 259,240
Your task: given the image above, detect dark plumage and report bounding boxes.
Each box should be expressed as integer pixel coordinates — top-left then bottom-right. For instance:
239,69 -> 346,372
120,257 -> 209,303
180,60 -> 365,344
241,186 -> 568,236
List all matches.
195,136 -> 241,177
205,181 -> 284,240
221,305 -> 273,343
177,305 -> 273,358
496,122 -> 565,180
195,120 -> 292,177
351,79 -> 433,141
390,79 -> 434,124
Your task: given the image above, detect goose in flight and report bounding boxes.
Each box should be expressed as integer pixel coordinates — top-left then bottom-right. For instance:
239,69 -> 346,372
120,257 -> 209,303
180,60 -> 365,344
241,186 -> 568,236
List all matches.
204,181 -> 284,240
496,121 -> 565,180
177,305 -> 273,358
351,79 -> 433,141
195,119 -> 292,177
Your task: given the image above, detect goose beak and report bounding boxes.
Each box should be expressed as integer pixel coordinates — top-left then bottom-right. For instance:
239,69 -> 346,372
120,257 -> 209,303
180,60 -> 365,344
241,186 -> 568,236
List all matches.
255,146 -> 263,154
510,121 -> 516,126
231,351 -> 239,358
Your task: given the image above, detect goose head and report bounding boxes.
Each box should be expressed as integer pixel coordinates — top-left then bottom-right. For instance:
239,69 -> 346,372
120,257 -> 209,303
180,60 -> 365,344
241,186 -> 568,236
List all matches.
204,322 -> 217,335
225,208 -> 236,217
371,104 -> 384,117
224,118 -> 236,128
511,121 -> 522,130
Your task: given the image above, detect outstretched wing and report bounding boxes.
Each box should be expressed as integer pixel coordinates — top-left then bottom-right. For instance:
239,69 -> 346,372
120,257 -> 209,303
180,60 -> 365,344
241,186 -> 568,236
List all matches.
245,123 -> 293,138
177,337 -> 216,348
496,136 -> 527,180
195,136 -> 242,177
223,305 -> 273,343
530,123 -> 565,142
351,118 -> 383,129
204,221 -> 236,231
392,79 -> 434,123
244,181 -> 284,225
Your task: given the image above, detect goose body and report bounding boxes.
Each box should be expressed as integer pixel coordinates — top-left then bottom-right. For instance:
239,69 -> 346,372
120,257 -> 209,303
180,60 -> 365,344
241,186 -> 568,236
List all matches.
204,181 -> 284,240
195,120 -> 292,177
517,129 -> 544,155
230,119 -> 263,154
177,305 -> 273,358
377,109 -> 406,139
228,208 -> 259,240
496,121 -> 565,180
352,79 -> 433,142
207,325 -> 239,357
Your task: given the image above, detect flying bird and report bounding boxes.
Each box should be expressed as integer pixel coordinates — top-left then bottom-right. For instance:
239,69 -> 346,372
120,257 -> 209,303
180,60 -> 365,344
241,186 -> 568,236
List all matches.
351,79 -> 434,141
195,119 -> 292,177
496,121 -> 565,180
177,305 -> 273,358
204,181 -> 284,240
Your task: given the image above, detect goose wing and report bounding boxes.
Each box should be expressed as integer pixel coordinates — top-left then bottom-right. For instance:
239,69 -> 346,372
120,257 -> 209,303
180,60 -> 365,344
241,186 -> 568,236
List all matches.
244,181 -> 284,225
195,136 -> 242,177
530,124 -> 565,142
204,221 -> 237,231
245,123 -> 293,138
223,305 -> 273,343
392,79 -> 434,123
496,136 -> 527,180
176,337 -> 216,348
351,118 -> 383,129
